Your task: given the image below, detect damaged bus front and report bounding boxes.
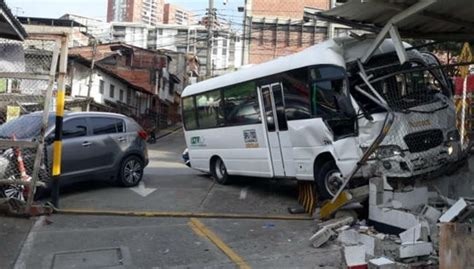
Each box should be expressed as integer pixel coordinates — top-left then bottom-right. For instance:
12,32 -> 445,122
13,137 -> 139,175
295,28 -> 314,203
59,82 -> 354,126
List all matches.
346,39 -> 462,180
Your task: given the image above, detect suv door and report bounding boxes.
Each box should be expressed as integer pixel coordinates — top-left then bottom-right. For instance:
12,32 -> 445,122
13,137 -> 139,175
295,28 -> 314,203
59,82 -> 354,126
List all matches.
87,117 -> 125,172
60,117 -> 92,177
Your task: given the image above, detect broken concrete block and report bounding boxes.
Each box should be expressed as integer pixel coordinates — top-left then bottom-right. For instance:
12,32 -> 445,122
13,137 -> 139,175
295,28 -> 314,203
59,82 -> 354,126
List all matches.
399,241 -> 433,259
344,245 -> 368,269
338,229 -> 360,245
337,230 -> 382,257
318,216 -> 355,231
421,205 -> 442,225
368,257 -> 395,269
399,224 -> 429,244
359,233 -> 381,257
391,187 -> 428,211
369,205 -> 419,231
310,226 -> 336,248
439,198 -> 468,223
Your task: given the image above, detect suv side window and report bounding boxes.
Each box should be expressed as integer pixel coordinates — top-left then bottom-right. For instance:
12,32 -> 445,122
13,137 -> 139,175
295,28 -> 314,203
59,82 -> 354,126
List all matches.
90,117 -> 125,135
62,118 -> 88,139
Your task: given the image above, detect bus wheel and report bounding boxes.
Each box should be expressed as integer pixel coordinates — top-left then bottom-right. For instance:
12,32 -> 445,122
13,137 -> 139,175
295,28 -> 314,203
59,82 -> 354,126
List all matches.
315,160 -> 343,201
212,157 -> 230,185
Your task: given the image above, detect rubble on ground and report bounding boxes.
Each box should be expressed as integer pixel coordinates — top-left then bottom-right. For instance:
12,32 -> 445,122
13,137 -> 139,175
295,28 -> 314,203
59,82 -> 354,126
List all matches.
309,177 -> 474,269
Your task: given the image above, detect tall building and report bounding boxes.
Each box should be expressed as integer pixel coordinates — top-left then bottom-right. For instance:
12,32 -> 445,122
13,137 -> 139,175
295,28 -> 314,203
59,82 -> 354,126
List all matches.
244,0 -> 348,65
107,0 -> 164,26
163,4 -> 194,26
148,24 -> 242,77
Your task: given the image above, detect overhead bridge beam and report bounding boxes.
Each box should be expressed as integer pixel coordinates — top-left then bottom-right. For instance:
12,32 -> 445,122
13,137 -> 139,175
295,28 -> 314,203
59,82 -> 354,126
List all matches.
361,0 -> 437,64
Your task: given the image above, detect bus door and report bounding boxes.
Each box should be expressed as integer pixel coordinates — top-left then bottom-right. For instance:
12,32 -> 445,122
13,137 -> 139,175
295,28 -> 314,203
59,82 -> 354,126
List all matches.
259,83 -> 293,177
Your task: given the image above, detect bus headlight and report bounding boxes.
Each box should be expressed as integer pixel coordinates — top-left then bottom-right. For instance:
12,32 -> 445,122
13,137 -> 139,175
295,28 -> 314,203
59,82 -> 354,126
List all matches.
362,145 -> 404,160
376,145 -> 404,159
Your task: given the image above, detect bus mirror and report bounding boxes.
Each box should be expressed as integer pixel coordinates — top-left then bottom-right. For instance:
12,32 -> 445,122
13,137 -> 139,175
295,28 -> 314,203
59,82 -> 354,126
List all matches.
336,95 -> 356,118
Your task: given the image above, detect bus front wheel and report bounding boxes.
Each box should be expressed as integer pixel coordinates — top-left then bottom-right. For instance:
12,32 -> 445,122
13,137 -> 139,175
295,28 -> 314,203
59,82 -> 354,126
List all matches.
315,160 -> 343,201
211,157 -> 231,185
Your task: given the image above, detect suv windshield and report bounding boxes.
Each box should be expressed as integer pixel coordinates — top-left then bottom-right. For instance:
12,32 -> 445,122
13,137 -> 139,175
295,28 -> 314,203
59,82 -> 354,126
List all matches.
0,114 -> 54,139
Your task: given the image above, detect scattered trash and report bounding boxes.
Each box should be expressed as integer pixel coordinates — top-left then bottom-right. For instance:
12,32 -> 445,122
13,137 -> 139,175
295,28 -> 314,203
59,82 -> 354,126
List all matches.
262,223 -> 275,229
162,248 -> 170,254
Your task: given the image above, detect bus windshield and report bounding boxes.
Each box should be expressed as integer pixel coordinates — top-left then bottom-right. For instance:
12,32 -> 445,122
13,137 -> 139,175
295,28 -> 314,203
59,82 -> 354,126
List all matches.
357,62 -> 447,113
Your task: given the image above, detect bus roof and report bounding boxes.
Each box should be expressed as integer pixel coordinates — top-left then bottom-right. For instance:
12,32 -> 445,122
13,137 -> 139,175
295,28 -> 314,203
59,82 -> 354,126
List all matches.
182,38 -> 404,97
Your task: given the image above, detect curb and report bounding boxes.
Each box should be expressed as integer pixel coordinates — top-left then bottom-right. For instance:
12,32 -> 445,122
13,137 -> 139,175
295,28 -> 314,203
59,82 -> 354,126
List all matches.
156,125 -> 183,140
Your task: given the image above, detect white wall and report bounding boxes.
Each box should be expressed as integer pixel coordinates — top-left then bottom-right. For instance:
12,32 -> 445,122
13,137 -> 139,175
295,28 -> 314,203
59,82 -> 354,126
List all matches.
70,63 -> 152,115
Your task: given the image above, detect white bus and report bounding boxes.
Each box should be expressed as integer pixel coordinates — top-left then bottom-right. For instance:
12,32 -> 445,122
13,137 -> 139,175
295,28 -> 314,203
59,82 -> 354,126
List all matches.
181,37 -> 461,201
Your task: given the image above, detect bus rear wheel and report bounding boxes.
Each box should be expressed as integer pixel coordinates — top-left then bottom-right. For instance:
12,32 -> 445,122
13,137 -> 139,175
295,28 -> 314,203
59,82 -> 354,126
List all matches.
211,157 -> 231,185
315,160 -> 344,201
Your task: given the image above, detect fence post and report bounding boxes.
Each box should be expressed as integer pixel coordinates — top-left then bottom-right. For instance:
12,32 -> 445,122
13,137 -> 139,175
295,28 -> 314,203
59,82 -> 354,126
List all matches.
51,36 -> 68,208
24,38 -> 61,211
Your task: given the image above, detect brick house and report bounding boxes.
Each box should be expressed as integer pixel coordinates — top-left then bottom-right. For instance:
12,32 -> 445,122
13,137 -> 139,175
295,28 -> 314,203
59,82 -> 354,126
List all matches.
68,42 -> 184,128
244,0 -> 348,65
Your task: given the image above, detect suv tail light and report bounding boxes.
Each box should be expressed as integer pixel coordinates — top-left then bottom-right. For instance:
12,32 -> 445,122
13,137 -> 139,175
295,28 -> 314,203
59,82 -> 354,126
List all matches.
138,130 -> 148,140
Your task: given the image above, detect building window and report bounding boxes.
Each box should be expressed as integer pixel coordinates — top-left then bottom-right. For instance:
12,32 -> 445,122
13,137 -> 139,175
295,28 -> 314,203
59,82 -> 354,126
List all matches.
99,80 -> 105,94
110,84 -> 115,98
119,89 -> 124,102
127,88 -> 132,104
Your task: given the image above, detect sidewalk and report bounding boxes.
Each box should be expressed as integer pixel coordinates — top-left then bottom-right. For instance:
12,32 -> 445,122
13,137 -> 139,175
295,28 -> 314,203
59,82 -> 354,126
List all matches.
0,216 -> 35,269
155,123 -> 182,140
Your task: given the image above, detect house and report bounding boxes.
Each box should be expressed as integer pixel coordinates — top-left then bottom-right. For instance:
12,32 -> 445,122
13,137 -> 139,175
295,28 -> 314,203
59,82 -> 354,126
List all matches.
18,16 -> 91,47
68,42 -> 187,128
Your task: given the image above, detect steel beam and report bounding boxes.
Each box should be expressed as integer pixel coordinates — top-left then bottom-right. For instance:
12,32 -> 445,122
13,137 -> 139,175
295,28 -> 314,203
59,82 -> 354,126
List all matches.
361,0 -> 437,64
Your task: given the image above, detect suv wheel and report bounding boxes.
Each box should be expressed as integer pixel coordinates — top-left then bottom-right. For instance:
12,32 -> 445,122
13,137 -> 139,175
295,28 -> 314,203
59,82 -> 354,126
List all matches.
117,156 -> 144,187
211,157 -> 231,185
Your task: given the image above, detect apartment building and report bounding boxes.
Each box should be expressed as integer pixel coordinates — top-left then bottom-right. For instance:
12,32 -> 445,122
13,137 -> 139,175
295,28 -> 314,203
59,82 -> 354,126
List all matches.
107,0 -> 164,26
163,4 -> 194,26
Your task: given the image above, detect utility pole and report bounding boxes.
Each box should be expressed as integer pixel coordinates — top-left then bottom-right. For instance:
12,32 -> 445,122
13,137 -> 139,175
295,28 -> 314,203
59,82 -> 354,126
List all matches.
206,0 -> 214,78
241,0 -> 247,66
86,38 -> 97,111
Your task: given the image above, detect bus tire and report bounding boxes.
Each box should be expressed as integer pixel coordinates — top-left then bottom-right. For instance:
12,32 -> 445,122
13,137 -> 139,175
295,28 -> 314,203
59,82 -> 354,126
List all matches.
315,160 -> 343,201
211,157 -> 231,185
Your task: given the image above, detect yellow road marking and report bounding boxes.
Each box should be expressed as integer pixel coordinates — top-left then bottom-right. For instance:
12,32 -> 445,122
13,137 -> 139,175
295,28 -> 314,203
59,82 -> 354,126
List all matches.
54,208 -> 313,221
189,218 -> 251,269
187,220 -> 206,238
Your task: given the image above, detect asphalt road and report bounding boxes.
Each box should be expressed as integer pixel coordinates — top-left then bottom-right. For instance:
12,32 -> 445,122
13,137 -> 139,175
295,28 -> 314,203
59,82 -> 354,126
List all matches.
1,130 -> 343,269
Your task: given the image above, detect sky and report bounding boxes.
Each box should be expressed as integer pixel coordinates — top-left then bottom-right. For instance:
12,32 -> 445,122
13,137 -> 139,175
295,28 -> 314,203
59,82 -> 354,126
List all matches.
5,0 -> 244,27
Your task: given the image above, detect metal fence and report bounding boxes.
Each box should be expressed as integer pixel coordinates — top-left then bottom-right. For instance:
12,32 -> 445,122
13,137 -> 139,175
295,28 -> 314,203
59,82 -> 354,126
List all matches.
0,34 -> 66,212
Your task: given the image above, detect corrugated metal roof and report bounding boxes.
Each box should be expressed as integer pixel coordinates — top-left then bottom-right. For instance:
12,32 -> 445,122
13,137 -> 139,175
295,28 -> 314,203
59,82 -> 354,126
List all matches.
317,0 -> 474,41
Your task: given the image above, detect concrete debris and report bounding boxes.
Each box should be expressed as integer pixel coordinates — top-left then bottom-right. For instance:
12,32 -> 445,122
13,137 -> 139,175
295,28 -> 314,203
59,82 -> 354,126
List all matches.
317,216 -> 355,231
368,257 -> 395,269
420,205 -> 442,225
344,245 -> 367,269
398,224 -> 429,244
310,216 -> 354,248
337,229 -> 383,257
399,241 -> 433,259
439,198 -> 474,223
317,176 -> 474,269
310,226 -> 336,248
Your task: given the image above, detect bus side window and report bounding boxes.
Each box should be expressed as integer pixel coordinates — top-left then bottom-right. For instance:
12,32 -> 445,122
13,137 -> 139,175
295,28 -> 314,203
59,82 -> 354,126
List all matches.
282,68 -> 311,121
183,97 -> 198,130
224,82 -> 261,126
196,90 -> 224,129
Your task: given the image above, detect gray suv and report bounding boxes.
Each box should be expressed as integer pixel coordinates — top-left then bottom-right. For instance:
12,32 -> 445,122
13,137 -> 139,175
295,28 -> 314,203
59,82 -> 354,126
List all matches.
0,112 -> 149,196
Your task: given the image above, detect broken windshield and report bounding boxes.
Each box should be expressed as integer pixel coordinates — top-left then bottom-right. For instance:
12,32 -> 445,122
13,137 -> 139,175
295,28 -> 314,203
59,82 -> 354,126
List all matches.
355,62 -> 447,113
